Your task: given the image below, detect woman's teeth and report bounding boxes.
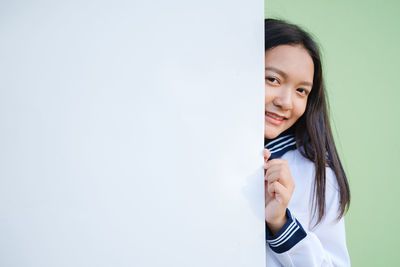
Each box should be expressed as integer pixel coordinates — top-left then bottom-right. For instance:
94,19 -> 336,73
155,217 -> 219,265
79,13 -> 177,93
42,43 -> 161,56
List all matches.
267,113 -> 285,120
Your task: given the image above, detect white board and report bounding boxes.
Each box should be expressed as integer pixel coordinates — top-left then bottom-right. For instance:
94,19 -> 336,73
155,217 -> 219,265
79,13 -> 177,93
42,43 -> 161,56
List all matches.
0,1 -> 265,266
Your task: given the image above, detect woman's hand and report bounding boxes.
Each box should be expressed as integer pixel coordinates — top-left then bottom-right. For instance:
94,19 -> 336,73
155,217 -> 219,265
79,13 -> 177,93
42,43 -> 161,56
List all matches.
264,148 -> 295,235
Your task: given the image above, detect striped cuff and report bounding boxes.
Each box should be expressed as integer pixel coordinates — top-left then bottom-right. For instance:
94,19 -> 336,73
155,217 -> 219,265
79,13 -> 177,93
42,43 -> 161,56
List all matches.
265,209 -> 307,254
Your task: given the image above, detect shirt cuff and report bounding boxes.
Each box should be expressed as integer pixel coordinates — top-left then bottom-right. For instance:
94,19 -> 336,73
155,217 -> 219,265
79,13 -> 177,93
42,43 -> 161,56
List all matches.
265,208 -> 307,254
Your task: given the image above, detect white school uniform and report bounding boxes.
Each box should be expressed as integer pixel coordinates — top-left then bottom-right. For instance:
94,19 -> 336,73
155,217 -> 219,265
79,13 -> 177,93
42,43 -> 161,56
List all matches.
265,148 -> 351,267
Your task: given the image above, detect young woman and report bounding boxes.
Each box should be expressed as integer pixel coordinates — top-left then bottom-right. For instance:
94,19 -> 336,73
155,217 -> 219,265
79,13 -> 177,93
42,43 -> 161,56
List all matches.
263,19 -> 351,266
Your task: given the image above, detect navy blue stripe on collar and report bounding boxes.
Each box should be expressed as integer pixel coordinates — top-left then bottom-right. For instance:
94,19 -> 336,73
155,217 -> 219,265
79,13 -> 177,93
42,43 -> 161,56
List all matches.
265,131 -> 297,160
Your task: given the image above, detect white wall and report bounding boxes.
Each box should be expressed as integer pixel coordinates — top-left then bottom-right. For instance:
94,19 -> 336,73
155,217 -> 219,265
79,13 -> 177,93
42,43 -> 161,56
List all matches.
0,0 -> 265,266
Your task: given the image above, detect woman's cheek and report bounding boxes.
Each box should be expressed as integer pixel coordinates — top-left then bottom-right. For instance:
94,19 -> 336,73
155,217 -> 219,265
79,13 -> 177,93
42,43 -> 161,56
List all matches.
265,87 -> 274,104
294,99 -> 307,119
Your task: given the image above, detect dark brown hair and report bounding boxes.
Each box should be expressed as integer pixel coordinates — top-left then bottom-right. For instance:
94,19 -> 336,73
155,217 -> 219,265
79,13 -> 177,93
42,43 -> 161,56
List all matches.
265,18 -> 350,225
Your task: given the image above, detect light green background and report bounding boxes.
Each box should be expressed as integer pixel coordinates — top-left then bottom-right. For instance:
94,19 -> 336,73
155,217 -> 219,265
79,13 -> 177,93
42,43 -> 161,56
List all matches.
266,1 -> 400,266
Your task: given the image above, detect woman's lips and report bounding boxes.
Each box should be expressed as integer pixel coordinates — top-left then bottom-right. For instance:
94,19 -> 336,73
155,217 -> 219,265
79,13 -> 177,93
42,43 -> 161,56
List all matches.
265,112 -> 287,126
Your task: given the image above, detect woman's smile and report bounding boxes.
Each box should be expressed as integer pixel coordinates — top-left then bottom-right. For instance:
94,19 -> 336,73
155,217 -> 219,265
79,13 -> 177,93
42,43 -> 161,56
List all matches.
265,111 -> 287,126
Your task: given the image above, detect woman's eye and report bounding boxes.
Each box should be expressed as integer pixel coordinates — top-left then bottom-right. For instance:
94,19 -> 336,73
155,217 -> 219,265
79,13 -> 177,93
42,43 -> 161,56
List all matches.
266,77 -> 278,84
297,88 -> 308,95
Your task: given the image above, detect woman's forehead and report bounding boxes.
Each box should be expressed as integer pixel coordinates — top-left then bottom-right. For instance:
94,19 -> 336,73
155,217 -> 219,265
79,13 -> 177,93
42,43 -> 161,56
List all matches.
265,45 -> 314,83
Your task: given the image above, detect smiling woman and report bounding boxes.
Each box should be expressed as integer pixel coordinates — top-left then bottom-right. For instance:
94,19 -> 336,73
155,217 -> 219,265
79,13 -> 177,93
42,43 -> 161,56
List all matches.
264,44 -> 314,139
263,19 -> 351,266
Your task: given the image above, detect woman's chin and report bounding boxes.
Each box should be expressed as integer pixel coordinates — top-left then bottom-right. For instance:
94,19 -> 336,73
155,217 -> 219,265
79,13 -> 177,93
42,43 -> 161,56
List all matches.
264,131 -> 280,139
264,125 -> 286,139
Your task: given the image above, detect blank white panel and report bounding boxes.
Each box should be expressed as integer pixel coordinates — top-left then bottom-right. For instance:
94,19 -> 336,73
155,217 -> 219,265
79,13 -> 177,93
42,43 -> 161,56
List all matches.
0,0 -> 265,266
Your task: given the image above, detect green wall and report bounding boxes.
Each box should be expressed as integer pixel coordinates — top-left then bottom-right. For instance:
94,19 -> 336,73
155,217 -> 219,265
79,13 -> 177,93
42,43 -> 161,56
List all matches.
266,1 -> 400,266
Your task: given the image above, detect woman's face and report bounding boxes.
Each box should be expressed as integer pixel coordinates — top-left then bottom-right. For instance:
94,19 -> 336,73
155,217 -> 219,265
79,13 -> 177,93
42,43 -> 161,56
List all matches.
265,44 -> 314,139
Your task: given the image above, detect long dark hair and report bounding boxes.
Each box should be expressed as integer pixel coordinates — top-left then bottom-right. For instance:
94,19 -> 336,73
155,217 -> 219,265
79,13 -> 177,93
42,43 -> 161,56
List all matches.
265,18 -> 350,226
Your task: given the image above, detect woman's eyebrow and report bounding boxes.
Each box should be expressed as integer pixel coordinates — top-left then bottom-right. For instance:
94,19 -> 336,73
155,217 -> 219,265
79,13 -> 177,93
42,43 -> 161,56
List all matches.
265,67 -> 287,78
265,67 -> 313,87
299,81 -> 313,87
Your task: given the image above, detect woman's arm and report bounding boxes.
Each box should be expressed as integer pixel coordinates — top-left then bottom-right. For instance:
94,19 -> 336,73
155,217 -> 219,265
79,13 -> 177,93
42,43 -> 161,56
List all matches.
266,167 -> 350,267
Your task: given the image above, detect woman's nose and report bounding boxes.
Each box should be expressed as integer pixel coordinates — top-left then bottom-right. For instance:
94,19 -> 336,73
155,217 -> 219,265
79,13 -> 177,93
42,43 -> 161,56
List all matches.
273,88 -> 293,110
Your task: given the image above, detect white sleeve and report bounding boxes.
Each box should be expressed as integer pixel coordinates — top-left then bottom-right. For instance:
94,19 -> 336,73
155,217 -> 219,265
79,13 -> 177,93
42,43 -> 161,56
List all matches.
265,167 -> 351,267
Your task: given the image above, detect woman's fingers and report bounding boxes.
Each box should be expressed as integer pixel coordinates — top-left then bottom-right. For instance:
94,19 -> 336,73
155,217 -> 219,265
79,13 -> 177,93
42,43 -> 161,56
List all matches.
264,159 -> 295,192
268,181 -> 290,205
264,148 -> 271,162
265,165 -> 281,183
265,161 -> 291,183
264,149 -> 271,175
